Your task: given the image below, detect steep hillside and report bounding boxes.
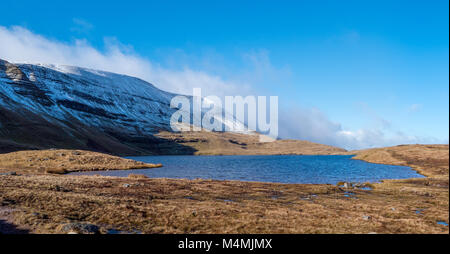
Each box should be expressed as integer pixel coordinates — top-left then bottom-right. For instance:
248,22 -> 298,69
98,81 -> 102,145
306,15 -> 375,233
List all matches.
0,59 -> 183,155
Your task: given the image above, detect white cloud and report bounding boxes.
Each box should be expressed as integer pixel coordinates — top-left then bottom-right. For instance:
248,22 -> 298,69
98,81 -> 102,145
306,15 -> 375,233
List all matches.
0,25 -> 445,150
0,25 -> 245,97
0,26 -> 149,76
278,106 -> 445,150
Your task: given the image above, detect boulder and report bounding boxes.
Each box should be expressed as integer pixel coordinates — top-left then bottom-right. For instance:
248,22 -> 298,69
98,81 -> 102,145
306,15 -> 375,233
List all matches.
61,223 -> 100,234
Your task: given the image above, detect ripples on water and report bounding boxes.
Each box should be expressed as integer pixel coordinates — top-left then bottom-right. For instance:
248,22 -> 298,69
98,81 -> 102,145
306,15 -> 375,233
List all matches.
72,155 -> 424,184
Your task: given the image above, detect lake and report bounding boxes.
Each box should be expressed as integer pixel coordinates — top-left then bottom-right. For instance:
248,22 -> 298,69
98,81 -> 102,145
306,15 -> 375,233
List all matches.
71,155 -> 424,184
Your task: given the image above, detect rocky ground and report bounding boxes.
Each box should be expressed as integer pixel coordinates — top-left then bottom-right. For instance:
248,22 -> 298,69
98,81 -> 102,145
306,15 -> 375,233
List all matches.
0,145 -> 448,234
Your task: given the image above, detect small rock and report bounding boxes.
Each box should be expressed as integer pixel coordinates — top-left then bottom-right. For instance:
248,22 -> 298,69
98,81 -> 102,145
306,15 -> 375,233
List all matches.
415,208 -> 425,215
362,215 -> 371,220
106,229 -> 121,234
367,232 -> 377,234
123,184 -> 131,188
391,208 -> 396,211
32,212 -> 49,219
61,223 -> 100,234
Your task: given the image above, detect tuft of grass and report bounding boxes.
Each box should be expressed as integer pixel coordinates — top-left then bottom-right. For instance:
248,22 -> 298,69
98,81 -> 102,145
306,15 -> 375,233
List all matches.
128,174 -> 149,179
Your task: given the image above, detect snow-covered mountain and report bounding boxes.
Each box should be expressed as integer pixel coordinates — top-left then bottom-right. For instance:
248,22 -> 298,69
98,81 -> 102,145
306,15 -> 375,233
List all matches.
0,59 -> 200,154
2,59 -> 178,130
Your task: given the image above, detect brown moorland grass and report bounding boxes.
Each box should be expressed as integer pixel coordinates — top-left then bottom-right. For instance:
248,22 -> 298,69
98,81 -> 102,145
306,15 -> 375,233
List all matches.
351,144 -> 449,179
0,149 -> 162,175
0,144 -> 448,234
155,131 -> 347,155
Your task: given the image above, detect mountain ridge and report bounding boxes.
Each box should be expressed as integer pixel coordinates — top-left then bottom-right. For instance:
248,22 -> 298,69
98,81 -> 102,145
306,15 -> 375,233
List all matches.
0,59 -> 346,155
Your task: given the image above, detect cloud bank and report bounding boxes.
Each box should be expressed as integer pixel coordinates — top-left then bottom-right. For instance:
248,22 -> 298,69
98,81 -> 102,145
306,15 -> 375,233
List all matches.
0,25 -> 445,150
0,25 -> 248,97
278,107 -> 443,150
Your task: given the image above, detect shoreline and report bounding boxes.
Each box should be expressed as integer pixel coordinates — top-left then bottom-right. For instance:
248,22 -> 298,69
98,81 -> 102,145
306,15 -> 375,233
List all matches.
349,157 -> 428,179
0,144 -> 448,234
75,153 -> 425,185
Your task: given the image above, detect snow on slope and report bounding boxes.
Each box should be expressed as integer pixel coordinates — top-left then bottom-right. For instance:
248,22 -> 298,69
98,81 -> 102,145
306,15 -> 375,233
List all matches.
0,60 -> 177,137
0,59 -> 248,139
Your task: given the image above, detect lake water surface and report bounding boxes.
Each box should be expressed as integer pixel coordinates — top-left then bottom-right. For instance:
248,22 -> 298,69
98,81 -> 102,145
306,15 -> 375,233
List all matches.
71,155 -> 424,184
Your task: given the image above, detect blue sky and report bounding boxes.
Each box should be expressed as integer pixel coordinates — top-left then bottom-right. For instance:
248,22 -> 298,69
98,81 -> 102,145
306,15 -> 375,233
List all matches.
1,0 -> 448,149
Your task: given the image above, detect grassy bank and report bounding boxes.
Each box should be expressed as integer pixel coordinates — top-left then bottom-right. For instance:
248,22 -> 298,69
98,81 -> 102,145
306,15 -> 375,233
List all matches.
0,149 -> 162,174
154,131 -> 347,155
